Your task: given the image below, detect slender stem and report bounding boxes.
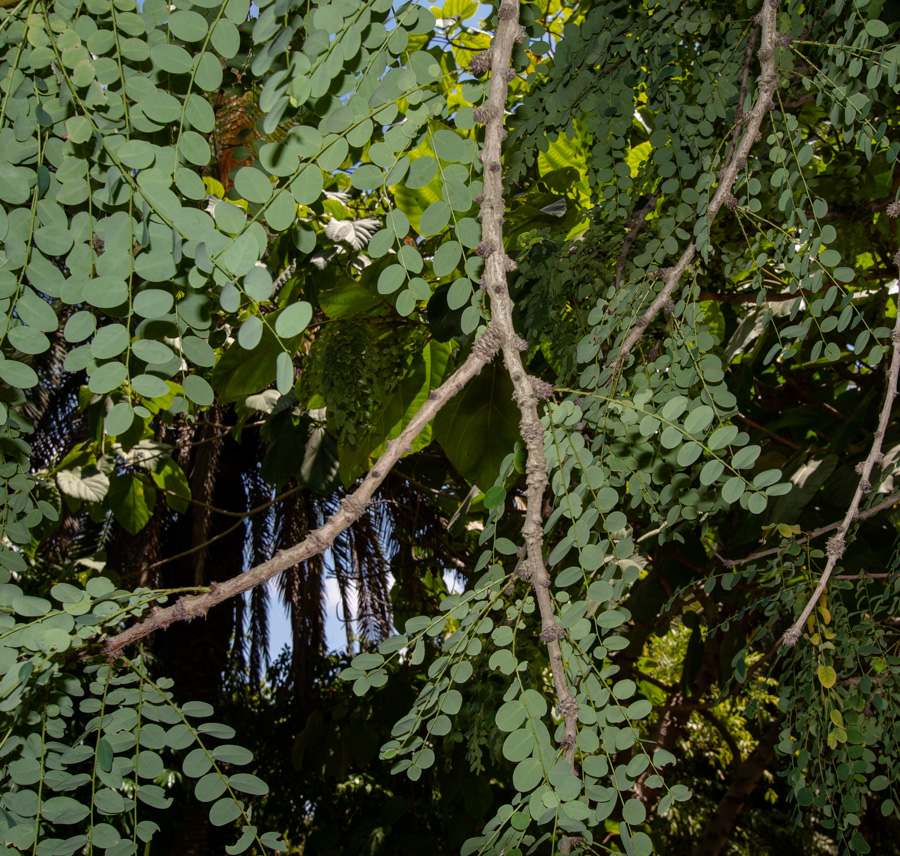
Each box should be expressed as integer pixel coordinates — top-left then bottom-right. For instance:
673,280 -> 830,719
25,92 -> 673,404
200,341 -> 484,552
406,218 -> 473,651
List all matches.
715,490 -> 900,569
782,256 -> 900,644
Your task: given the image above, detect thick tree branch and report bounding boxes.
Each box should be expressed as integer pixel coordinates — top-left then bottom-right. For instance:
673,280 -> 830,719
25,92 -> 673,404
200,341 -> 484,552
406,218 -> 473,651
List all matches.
782,257 -> 900,645
481,3 -> 578,849
104,338 -> 500,657
611,1 -> 780,367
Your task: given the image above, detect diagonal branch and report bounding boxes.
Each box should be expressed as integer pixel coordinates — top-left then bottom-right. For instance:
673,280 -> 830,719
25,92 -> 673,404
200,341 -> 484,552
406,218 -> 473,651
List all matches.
782,256 -> 900,645
611,1 -> 781,368
715,490 -> 900,569
104,337 -> 500,657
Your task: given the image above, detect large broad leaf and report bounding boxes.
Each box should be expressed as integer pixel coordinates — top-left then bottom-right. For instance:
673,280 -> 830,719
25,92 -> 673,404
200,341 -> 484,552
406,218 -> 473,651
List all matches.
54,447 -> 110,502
107,473 -> 156,535
768,454 -> 838,525
319,278 -> 388,320
433,360 -> 520,490
339,340 -> 452,485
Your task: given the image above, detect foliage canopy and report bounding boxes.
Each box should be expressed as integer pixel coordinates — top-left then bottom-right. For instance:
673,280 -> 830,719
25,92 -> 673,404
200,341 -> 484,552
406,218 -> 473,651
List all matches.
0,0 -> 900,853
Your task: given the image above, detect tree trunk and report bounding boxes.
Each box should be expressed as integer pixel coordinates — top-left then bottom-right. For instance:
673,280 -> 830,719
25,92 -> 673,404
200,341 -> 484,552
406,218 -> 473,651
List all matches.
690,719 -> 783,856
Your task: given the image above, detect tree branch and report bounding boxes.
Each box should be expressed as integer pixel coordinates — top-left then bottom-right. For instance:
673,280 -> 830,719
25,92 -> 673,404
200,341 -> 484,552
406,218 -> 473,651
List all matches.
482,2 -> 578,849
611,1 -> 780,368
104,337 -> 500,657
782,255 -> 900,645
715,490 -> 900,569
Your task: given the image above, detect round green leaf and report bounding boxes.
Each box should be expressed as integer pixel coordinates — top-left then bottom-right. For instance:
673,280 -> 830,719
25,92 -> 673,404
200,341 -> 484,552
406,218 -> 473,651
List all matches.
407,156 -> 438,189
502,729 -> 536,762
512,757 -> 543,792
183,375 -> 214,406
234,167 -> 272,204
433,129 -> 467,163
89,362 -> 128,394
64,311 -> 97,343
228,773 -> 269,796
433,241 -> 462,277
238,316 -> 264,351
275,302 -> 312,338
132,374 -> 170,398
194,772 -> 228,802
105,402 -> 135,436
7,325 -> 50,355
209,797 -> 243,827
419,201 -> 451,236
169,10 -> 208,41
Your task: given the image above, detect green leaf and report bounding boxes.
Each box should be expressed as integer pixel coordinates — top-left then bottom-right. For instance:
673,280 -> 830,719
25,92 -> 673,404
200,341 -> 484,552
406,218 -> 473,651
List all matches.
234,167 -> 273,203
275,302 -> 312,338
210,797 -> 244,827
196,772 -> 229,803
213,744 -> 254,766
503,729 -> 536,762
817,664 -> 836,689
433,241 -> 462,277
420,201 -> 452,236
229,773 -> 269,795
108,474 -> 157,535
0,358 -> 39,389
512,757 -> 543,792
434,360 -> 520,490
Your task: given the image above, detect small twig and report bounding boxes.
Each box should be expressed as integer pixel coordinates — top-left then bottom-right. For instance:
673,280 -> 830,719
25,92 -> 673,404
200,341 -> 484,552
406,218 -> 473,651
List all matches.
697,289 -> 808,303
833,573 -> 892,581
725,25 -> 761,168
717,490 -> 900,569
735,411 -> 800,450
782,258 -> 900,645
695,707 -> 743,765
143,483 -> 308,571
610,3 -> 780,368
614,191 -> 659,290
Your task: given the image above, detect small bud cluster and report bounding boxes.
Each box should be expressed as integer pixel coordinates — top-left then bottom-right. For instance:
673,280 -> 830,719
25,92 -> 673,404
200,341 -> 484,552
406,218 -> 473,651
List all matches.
530,377 -> 555,399
473,105 -> 491,124
476,240 -> 496,257
886,200 -> 900,219
468,50 -> 492,75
